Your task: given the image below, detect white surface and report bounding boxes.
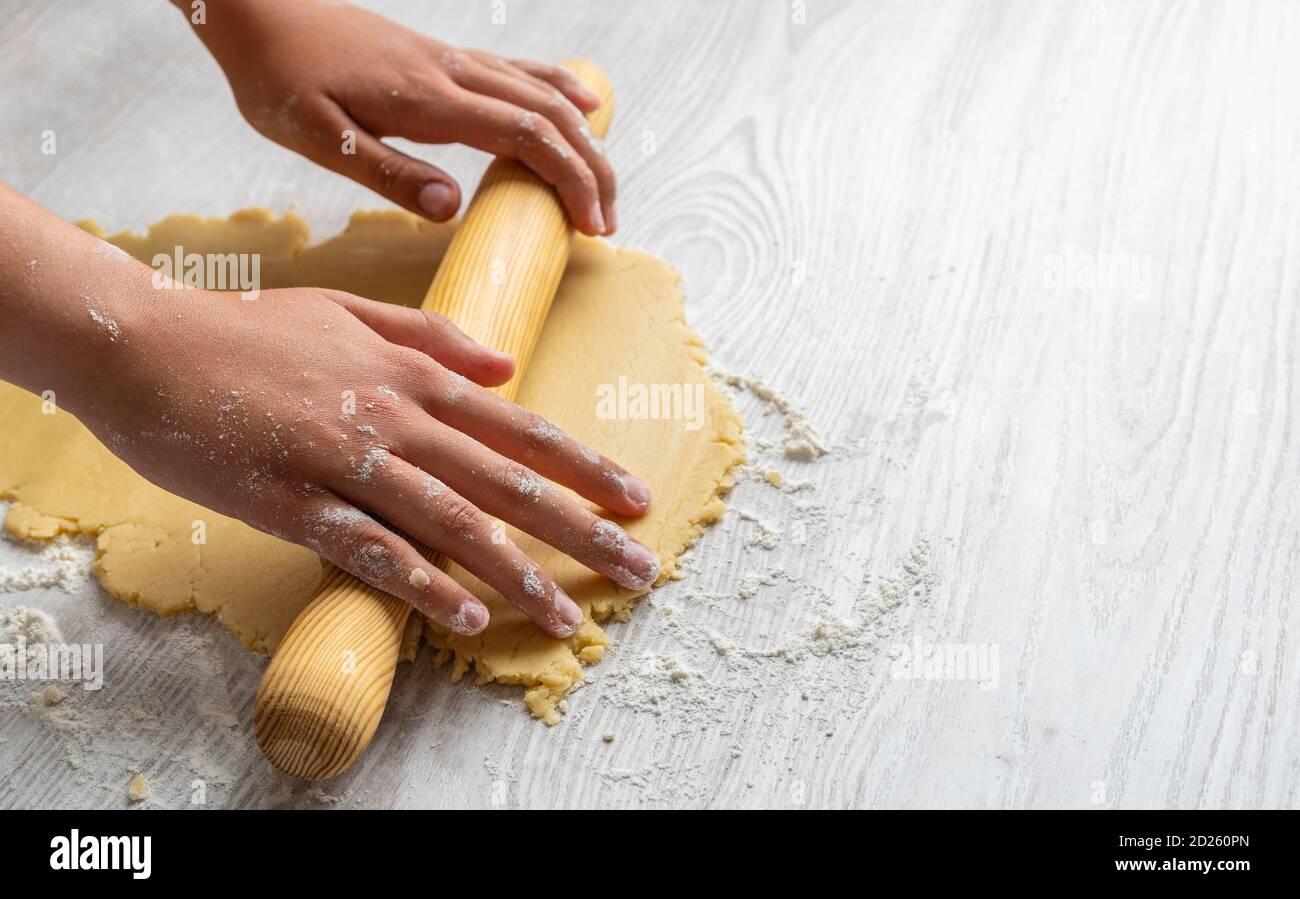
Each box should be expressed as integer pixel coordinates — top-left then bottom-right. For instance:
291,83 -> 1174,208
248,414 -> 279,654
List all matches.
1,0 -> 1298,809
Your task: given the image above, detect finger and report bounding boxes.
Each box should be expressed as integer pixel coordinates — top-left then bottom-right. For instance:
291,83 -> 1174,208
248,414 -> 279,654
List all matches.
397,418 -> 661,591
465,51 -> 568,102
321,290 -> 515,387
311,103 -> 463,221
406,361 -> 649,515
296,490 -> 489,635
453,59 -> 616,234
329,451 -> 584,638
506,58 -> 601,113
436,88 -> 604,235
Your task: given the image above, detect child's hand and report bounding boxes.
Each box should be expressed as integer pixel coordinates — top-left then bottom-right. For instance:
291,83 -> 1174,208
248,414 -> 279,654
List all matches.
0,182 -> 654,640
181,0 -> 617,234
80,284 -> 657,639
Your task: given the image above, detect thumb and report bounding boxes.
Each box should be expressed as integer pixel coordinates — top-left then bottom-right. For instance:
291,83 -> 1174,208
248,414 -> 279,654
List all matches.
316,108 -> 462,221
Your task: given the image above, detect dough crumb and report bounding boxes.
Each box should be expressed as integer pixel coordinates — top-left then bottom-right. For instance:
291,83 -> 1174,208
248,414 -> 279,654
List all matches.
763,469 -> 783,487
42,684 -> 65,706
408,567 -> 430,589
602,732 -> 615,743
127,774 -> 150,803
132,708 -> 153,721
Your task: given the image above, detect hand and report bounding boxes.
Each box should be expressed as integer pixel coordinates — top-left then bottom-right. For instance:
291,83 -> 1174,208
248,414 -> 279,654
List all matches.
76,285 -> 658,639
182,0 -> 617,234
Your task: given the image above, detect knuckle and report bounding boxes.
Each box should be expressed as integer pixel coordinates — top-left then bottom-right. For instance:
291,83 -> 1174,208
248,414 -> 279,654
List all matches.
520,412 -> 566,456
578,167 -> 599,194
546,93 -> 574,118
411,70 -> 454,99
537,118 -> 564,142
347,537 -> 405,588
367,152 -> 419,191
500,461 -> 546,501
514,112 -> 539,141
423,309 -> 452,331
307,506 -> 381,561
389,346 -> 439,387
586,514 -> 628,556
591,154 -> 615,186
430,494 -> 482,539
437,49 -> 470,80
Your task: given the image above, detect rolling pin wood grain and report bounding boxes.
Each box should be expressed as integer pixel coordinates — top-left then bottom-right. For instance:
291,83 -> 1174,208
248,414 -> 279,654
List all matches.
255,60 -> 614,780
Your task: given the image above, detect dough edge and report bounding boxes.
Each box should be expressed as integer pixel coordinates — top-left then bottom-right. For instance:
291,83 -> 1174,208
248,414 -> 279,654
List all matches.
1,207 -> 746,724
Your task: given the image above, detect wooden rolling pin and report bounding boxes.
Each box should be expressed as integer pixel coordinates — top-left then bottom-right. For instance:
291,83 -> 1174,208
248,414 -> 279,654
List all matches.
254,60 -> 614,780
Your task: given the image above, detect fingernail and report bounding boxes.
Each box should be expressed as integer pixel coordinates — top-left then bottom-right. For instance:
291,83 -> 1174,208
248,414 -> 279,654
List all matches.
622,473 -> 652,510
418,181 -> 456,219
620,542 -> 661,590
555,588 -> 583,634
455,601 -> 489,635
579,87 -> 600,107
589,202 -> 606,235
606,205 -> 618,234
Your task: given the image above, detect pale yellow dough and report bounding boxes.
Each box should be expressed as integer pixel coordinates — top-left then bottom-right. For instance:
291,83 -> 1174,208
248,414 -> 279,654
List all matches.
0,209 -> 744,722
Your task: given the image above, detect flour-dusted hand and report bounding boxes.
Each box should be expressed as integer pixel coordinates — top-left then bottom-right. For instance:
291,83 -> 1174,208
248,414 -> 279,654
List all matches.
0,187 -> 654,639
96,288 -> 658,638
172,0 -> 617,234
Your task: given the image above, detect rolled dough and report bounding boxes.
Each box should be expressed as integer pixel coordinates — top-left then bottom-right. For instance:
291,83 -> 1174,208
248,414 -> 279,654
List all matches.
0,209 -> 744,723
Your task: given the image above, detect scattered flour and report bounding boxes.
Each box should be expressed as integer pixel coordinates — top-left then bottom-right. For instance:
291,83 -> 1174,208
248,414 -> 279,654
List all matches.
526,416 -> 566,447
737,565 -> 785,599
86,307 -> 122,342
351,446 -> 389,482
509,467 -> 546,500
422,474 -> 447,498
575,538 -> 935,804
711,366 -> 829,460
2,616 -> 266,807
0,606 -> 63,672
735,509 -> 783,550
521,564 -> 544,599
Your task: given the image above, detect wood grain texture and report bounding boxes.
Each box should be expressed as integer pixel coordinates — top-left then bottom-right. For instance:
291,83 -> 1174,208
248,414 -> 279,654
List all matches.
0,0 -> 1297,809
254,61 -> 614,779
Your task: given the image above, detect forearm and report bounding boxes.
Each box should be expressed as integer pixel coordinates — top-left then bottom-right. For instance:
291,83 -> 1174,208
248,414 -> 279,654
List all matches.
0,183 -> 157,416
167,0 -> 300,57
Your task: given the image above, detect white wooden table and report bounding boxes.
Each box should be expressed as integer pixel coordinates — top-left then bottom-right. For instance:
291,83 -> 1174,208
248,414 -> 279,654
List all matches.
1,0 -> 1296,809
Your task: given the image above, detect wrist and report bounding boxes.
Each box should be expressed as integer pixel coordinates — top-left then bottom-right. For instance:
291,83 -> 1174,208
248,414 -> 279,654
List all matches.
18,263 -> 170,423
0,185 -> 172,420
177,0 -> 281,54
